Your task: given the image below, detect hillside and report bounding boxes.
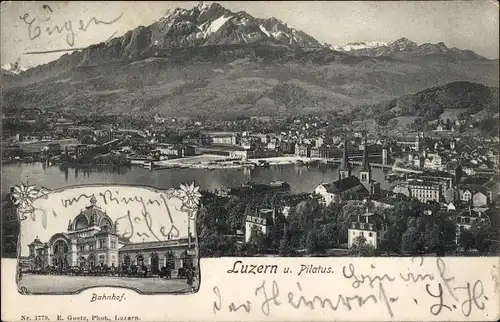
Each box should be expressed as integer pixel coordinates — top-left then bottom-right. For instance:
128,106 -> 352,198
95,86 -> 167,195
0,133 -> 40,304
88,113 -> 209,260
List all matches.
369,81 -> 499,125
2,50 -> 499,119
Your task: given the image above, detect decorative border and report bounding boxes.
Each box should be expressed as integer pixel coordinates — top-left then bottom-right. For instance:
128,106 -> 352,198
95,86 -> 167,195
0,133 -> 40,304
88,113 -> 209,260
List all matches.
14,183 -> 202,296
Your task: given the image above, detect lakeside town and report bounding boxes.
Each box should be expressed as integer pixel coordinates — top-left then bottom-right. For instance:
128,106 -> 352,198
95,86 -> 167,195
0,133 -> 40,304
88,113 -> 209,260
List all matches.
2,108 -> 499,258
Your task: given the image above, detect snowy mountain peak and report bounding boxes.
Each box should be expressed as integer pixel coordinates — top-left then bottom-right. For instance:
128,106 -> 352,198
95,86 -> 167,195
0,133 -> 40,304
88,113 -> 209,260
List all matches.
337,41 -> 388,52
333,37 -> 485,60
1,62 -> 28,75
388,37 -> 413,45
150,2 -> 324,48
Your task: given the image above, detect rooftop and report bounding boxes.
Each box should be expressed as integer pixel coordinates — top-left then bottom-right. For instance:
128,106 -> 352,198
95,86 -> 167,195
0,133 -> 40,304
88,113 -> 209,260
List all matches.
119,238 -> 189,252
199,144 -> 247,152
407,180 -> 440,188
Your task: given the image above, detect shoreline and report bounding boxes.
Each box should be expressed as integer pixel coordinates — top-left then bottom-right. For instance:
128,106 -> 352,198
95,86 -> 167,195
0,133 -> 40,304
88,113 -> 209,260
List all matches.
151,156 -> 322,170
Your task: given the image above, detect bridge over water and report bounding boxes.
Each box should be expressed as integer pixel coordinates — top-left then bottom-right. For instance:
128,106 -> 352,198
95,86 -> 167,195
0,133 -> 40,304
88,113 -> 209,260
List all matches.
322,158 -> 392,169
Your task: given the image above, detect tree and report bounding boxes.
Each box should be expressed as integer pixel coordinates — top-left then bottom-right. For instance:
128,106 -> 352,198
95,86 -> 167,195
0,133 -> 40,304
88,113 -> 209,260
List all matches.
458,227 -> 475,252
338,203 -> 365,244
424,223 -> 444,254
305,231 -> 318,254
470,222 -> 495,254
315,222 -> 337,251
380,225 -> 402,253
249,226 -> 273,254
358,243 -> 376,257
199,234 -> 237,257
440,217 -> 457,246
401,227 -> 419,253
349,235 -> 376,257
278,236 -> 293,256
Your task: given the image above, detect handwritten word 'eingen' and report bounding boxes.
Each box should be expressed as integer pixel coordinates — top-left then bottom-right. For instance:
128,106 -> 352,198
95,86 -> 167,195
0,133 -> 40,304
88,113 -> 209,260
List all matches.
19,12 -> 123,47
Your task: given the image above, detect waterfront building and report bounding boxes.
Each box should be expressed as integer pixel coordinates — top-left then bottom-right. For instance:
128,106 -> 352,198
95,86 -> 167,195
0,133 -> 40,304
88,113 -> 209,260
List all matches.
197,144 -> 248,160
294,143 -> 311,158
314,137 -> 371,206
314,177 -> 369,206
155,143 -> 196,158
310,146 -> 320,158
279,141 -> 295,155
201,132 -> 240,145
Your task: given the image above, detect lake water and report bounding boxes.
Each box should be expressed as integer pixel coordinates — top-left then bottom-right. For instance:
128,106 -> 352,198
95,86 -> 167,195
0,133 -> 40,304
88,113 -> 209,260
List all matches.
1,163 -> 391,195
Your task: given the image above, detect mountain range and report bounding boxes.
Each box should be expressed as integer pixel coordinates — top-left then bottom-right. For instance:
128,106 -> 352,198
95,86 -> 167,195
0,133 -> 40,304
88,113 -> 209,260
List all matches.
331,37 -> 487,61
1,2 -> 498,121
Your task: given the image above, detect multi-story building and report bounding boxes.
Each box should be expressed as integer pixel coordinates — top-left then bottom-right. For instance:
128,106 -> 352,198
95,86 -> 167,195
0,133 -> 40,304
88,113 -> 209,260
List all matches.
25,196 -> 193,276
279,141 -> 295,155
155,144 -> 196,158
455,207 -> 491,244
407,180 -> 442,203
461,188 -> 473,202
310,147 -> 320,158
295,143 -> 311,158
348,212 -> 388,249
397,133 -> 422,152
201,132 -> 240,145
26,196 -> 129,269
197,145 -> 248,160
245,208 -> 285,243
424,153 -> 443,171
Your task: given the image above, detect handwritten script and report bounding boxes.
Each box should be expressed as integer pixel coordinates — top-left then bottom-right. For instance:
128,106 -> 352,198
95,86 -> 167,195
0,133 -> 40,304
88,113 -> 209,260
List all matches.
59,190 -> 180,241
212,258 -> 490,319
19,11 -> 123,47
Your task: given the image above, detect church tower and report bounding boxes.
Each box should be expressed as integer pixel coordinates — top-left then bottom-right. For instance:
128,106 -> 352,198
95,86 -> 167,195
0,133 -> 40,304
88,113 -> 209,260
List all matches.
382,142 -> 389,167
339,137 -> 351,180
359,136 -> 372,185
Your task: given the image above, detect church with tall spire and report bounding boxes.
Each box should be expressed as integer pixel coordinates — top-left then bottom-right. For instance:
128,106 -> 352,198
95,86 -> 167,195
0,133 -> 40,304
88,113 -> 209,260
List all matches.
358,135 -> 381,194
314,135 -> 377,206
359,136 -> 371,184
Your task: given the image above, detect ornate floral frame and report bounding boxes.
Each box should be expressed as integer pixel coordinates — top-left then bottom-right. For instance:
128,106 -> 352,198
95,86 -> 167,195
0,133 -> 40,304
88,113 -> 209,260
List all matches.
14,183 -> 202,295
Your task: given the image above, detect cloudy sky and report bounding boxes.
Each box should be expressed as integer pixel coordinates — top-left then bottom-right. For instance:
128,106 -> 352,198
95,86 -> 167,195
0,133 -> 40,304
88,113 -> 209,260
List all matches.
1,1 -> 498,68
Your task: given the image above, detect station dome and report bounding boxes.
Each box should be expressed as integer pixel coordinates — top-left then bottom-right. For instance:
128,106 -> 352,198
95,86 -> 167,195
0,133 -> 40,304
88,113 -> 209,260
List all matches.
70,195 -> 114,231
